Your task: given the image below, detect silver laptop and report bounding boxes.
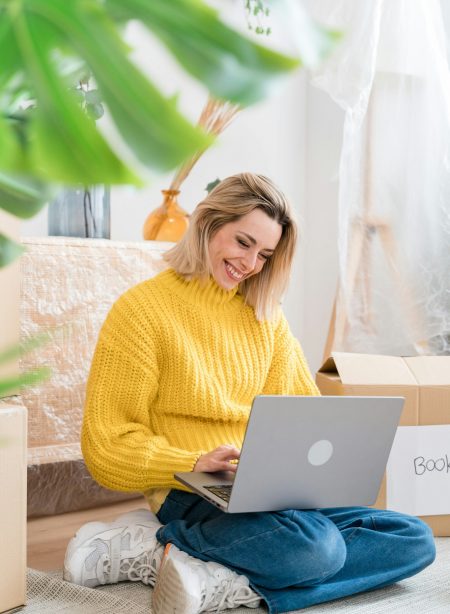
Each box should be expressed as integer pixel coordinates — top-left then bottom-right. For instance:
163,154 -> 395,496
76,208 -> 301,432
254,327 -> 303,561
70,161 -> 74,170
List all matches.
175,395 -> 403,513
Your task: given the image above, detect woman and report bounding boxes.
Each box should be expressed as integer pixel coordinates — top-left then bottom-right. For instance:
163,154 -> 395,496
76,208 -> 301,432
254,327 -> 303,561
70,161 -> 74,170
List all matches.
64,173 -> 435,613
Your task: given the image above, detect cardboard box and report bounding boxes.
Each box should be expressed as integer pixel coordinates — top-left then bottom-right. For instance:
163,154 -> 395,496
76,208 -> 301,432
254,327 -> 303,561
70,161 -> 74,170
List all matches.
0,405 -> 27,612
316,352 -> 450,536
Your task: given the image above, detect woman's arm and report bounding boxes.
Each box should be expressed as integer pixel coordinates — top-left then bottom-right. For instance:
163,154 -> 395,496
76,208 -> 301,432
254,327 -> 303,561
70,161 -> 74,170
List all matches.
81,293 -> 203,492
262,311 -> 320,397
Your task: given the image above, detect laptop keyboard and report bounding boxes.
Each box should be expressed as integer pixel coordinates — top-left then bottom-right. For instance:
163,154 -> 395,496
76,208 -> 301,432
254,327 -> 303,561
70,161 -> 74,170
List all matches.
204,485 -> 232,502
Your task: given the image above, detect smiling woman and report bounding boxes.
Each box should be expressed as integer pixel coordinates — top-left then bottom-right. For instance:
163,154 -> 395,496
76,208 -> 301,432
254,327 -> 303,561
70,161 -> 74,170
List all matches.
64,170 -> 435,614
208,209 -> 282,290
165,173 -> 297,320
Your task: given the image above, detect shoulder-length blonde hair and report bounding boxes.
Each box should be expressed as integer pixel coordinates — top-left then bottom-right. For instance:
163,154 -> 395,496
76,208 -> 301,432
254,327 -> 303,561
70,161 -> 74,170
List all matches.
164,172 -> 298,321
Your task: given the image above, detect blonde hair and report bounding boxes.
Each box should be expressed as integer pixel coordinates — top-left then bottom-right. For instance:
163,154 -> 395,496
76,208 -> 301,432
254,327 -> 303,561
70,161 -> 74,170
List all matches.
164,173 -> 298,320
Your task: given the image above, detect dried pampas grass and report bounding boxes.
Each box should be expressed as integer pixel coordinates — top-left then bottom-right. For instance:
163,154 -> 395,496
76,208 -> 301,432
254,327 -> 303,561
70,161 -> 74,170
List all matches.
169,96 -> 240,192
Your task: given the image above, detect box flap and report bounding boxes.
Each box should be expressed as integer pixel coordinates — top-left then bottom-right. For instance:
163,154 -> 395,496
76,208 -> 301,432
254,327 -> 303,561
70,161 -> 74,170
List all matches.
404,356 -> 450,386
328,352 -> 418,386
317,356 -> 338,374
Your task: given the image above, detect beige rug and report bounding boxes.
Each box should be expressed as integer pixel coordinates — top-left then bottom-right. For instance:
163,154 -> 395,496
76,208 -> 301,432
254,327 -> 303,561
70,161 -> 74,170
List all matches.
18,538 -> 450,613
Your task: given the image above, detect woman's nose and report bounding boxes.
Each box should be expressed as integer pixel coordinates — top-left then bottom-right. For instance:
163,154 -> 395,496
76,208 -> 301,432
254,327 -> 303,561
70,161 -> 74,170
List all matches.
242,250 -> 258,272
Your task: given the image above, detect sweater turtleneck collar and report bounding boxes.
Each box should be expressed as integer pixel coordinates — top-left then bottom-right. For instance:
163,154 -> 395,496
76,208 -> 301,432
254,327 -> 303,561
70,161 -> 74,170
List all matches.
159,268 -> 241,308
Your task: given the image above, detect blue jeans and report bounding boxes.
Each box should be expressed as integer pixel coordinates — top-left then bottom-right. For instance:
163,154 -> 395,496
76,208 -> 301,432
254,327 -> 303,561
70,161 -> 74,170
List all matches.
156,490 -> 435,613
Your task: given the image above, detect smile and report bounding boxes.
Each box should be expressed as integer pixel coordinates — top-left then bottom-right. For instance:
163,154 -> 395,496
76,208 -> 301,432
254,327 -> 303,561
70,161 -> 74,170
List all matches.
224,261 -> 244,281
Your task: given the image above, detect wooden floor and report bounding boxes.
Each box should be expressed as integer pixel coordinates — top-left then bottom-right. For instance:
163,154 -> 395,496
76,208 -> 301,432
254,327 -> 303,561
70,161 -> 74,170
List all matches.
27,497 -> 147,571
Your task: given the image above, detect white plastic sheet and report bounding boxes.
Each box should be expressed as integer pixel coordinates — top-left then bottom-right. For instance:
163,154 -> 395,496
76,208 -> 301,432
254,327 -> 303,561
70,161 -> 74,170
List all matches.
7,237 -> 169,515
312,0 -> 450,355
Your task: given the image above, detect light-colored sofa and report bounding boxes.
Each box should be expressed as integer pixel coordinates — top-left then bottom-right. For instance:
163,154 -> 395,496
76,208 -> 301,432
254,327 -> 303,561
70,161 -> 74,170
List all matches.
1,236 -> 170,517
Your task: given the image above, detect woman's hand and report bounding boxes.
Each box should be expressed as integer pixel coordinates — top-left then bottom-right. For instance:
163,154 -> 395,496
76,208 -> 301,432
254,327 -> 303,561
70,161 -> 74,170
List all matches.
194,445 -> 240,473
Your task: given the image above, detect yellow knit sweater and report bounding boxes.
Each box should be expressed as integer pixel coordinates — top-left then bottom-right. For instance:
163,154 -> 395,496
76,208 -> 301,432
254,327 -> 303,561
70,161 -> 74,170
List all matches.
81,268 -> 320,512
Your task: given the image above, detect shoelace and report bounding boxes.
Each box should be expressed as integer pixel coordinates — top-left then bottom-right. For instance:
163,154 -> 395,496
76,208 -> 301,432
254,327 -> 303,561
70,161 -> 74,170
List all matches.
122,554 -> 152,583
201,569 -> 260,612
213,580 -> 259,612
101,543 -> 162,586
126,543 -> 164,585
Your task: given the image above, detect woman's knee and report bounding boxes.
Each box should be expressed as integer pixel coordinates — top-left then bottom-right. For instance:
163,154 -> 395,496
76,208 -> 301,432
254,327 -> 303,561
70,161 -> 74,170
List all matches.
375,512 -> 436,571
404,516 -> 436,570
263,511 -> 347,588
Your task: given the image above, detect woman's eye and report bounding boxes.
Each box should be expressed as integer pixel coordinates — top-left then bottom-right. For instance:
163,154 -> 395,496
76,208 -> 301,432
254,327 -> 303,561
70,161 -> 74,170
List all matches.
238,239 -> 249,248
259,253 -> 270,261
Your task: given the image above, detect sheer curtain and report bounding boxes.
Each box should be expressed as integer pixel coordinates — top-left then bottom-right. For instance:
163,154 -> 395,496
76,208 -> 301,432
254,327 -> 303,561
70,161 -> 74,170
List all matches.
311,0 -> 450,355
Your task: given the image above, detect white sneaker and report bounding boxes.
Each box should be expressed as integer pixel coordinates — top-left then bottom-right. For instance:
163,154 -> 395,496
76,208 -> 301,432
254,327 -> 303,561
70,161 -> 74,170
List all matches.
152,543 -> 261,613
63,509 -> 163,588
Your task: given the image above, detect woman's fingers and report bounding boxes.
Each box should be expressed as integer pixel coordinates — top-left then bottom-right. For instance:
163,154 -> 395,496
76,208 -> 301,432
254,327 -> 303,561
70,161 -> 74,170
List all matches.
193,444 -> 240,472
216,445 -> 240,460
219,460 -> 238,473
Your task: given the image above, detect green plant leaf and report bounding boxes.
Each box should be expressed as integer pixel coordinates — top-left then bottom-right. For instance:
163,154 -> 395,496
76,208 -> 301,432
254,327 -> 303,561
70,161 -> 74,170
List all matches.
0,366 -> 51,397
11,8 -> 141,185
0,333 -> 52,395
0,172 -> 51,218
0,233 -> 25,268
106,0 -> 300,106
0,17 -> 23,167
0,332 -> 52,365
0,113 -> 20,170
0,10 -> 23,90
0,11 -> 34,172
0,0 -> 338,199
25,1 -> 212,173
205,178 -> 221,193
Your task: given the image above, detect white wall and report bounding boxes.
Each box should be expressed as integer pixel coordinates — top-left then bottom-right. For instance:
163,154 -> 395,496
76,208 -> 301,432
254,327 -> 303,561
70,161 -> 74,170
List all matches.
21,13 -> 343,374
302,82 -> 343,371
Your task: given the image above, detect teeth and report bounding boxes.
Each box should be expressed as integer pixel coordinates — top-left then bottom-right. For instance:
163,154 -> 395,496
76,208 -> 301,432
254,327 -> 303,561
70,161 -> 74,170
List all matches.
225,262 -> 244,280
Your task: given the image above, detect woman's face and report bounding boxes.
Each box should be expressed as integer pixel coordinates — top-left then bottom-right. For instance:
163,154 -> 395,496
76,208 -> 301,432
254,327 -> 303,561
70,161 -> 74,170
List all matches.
209,208 -> 282,290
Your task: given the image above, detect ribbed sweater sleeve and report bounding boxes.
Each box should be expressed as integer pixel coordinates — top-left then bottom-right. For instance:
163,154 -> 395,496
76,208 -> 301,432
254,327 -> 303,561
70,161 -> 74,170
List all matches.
262,311 -> 320,396
81,296 -> 202,492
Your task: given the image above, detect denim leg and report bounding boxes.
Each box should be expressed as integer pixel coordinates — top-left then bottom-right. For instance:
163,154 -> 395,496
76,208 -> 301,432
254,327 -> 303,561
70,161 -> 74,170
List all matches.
255,507 -> 436,612
156,492 -> 436,614
156,491 -> 346,587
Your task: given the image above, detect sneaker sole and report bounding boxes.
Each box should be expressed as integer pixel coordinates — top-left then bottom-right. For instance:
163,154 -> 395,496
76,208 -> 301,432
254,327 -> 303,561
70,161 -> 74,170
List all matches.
152,544 -> 201,614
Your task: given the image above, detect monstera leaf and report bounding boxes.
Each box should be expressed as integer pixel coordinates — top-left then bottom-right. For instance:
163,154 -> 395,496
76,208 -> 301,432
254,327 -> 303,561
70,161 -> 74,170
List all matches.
0,0 -> 304,189
0,0 -> 337,235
